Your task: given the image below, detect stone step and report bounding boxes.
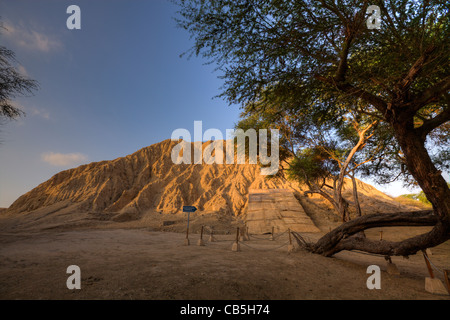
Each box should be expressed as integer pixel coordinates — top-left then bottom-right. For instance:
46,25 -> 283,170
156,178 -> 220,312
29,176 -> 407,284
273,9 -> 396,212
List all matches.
245,189 -> 320,234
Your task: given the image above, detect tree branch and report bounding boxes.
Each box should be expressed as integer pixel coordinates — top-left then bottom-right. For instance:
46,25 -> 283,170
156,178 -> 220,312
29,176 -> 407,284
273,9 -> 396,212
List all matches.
413,76 -> 450,112
311,210 -> 437,256
416,105 -> 450,139
315,75 -> 388,114
317,0 -> 349,26
334,4 -> 367,83
333,221 -> 449,257
396,45 -> 436,95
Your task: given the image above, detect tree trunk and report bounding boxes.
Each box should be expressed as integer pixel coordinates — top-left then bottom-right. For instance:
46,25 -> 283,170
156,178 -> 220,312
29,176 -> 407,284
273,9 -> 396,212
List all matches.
393,120 -> 450,226
332,121 -> 376,222
304,179 -> 350,221
333,177 -> 350,222
350,173 -> 366,239
350,174 -> 362,218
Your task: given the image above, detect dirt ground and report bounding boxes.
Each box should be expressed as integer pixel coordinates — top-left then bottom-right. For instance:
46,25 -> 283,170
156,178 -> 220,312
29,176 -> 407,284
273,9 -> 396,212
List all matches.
0,209 -> 449,300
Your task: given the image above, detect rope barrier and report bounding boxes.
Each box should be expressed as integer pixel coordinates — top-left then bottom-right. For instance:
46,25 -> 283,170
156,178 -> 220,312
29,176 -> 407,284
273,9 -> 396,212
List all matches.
350,250 -> 387,258
248,234 -> 272,240
240,240 -> 291,252
272,230 -> 289,240
183,224 -> 299,253
248,230 -> 288,241
212,234 -> 289,244
423,251 -> 446,276
190,227 -> 295,252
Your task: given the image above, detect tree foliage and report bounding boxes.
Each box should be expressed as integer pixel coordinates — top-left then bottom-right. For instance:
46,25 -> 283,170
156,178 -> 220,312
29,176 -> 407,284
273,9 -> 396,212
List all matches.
236,96 -> 381,221
178,0 -> 449,180
178,0 -> 450,256
0,22 -> 38,121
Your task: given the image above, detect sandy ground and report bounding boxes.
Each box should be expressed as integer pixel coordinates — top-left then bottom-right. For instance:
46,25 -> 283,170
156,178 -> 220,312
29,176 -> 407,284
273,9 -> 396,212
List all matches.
0,209 -> 449,300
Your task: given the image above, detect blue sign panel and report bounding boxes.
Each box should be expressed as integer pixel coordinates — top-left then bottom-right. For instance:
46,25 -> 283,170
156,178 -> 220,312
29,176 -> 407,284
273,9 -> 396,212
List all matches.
183,206 -> 197,213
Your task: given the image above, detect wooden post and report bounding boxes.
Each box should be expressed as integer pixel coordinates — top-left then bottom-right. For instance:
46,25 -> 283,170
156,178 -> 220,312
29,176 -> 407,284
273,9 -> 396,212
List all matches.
209,229 -> 216,242
232,227 -> 240,252
241,226 -> 249,241
379,231 -> 383,241
444,270 -> 450,295
184,211 -> 190,246
287,228 -> 295,253
385,256 -> 400,275
197,226 -> 205,246
422,250 -> 434,278
186,211 -> 190,238
184,229 -> 190,245
270,226 -> 274,241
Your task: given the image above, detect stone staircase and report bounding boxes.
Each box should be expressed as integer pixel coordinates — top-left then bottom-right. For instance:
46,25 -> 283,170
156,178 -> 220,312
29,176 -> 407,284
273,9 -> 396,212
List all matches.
245,189 -> 321,234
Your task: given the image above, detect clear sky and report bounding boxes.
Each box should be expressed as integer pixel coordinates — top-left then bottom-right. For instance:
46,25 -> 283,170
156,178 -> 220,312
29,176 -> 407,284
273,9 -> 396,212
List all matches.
0,0 -> 433,208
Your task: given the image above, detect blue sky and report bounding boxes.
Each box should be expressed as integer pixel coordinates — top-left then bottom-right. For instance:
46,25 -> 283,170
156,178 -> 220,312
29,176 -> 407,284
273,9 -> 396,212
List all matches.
0,0 -> 432,208
0,0 -> 243,207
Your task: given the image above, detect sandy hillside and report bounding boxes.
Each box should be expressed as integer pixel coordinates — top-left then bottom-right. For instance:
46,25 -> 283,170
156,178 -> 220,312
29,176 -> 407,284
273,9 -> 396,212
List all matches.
4,140 -> 420,223
5,140 -> 297,216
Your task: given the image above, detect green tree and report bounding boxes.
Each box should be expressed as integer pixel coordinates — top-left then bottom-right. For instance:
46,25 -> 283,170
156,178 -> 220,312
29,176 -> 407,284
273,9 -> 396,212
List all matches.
403,182 -> 450,205
178,0 -> 450,257
237,97 -> 381,222
0,22 -> 38,122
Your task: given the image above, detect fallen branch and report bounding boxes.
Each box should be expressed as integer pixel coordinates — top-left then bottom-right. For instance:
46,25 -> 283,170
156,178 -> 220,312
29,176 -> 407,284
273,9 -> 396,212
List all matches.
292,210 -> 449,257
